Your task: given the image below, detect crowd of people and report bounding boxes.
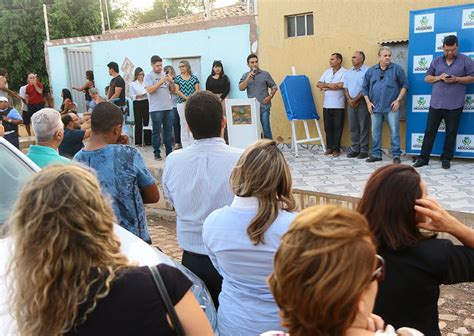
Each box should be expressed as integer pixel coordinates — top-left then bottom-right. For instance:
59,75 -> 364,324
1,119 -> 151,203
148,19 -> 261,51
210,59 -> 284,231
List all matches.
318,35 -> 473,169
0,34 -> 473,336
1,84 -> 473,335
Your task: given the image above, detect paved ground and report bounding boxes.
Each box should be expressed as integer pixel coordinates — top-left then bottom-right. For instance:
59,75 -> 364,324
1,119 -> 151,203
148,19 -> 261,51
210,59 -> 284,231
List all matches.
147,215 -> 473,335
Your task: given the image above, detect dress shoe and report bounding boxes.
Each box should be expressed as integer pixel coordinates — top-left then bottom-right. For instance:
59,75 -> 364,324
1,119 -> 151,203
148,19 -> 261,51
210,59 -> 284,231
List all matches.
324,149 -> 334,155
346,151 -> 359,158
413,159 -> 428,168
357,152 -> 369,159
174,143 -> 182,150
332,150 -> 341,157
442,160 -> 450,169
366,156 -> 382,163
393,157 -> 401,164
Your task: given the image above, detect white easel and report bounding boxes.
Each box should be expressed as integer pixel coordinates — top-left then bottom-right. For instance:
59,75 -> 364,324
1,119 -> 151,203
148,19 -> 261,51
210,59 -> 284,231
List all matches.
289,66 -> 326,157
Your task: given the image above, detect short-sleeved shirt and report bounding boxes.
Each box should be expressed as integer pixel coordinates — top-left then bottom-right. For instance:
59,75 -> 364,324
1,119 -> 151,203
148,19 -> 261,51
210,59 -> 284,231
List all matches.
66,264 -> 192,336
362,63 -> 409,113
108,75 -> 126,107
19,85 -> 28,111
319,67 -> 347,108
344,65 -> 369,99
239,69 -> 277,109
144,71 -> 173,112
59,128 -> 85,158
74,145 -> 155,242
26,83 -> 44,105
26,145 -> 71,168
175,75 -> 200,104
425,53 -> 474,110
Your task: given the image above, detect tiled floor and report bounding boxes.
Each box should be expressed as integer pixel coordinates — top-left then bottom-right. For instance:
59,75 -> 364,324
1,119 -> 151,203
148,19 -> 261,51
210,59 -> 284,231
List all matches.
140,144 -> 474,214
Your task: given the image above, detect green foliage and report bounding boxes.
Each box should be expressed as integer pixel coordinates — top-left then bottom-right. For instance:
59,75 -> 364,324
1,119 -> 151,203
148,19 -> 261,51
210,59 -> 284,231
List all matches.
135,0 -> 193,25
0,0 -> 122,90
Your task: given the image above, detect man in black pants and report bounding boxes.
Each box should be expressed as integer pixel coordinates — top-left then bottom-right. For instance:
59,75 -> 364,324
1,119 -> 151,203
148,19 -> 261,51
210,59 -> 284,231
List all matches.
413,35 -> 474,169
162,92 -> 243,307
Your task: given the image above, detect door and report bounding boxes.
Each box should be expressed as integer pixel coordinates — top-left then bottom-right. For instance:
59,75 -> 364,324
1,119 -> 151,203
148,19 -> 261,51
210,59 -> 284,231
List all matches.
171,57 -> 202,83
66,46 -> 93,113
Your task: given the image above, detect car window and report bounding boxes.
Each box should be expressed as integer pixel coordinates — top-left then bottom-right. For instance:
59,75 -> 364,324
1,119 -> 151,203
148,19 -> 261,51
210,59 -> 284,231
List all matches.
0,144 -> 34,226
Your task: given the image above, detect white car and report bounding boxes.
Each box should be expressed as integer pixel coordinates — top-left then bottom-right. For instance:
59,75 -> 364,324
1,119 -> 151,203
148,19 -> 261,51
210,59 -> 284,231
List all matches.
0,137 -> 217,334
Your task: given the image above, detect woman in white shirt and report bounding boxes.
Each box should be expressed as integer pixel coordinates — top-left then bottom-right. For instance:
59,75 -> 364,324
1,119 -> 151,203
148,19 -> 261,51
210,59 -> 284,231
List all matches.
203,139 -> 297,336
129,67 -> 150,146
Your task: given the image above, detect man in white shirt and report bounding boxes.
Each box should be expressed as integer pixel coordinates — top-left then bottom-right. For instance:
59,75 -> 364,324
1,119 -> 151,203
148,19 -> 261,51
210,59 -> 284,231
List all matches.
317,53 -> 347,157
162,91 -> 243,307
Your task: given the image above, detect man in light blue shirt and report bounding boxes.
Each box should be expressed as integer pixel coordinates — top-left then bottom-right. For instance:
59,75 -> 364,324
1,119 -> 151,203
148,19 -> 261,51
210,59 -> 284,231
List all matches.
27,108 -> 71,168
362,46 -> 408,164
144,55 -> 176,161
163,91 -> 243,307
344,51 -> 370,159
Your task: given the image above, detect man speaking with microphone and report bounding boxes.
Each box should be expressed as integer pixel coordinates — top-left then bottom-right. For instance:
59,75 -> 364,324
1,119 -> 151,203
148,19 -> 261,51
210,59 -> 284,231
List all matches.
239,53 -> 278,139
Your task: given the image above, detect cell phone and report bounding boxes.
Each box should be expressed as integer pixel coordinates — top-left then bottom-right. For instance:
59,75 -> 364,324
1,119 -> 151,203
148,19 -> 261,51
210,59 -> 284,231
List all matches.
445,75 -> 452,78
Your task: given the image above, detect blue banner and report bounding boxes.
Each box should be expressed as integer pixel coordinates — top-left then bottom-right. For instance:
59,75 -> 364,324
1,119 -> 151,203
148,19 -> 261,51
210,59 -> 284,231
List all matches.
407,4 -> 474,158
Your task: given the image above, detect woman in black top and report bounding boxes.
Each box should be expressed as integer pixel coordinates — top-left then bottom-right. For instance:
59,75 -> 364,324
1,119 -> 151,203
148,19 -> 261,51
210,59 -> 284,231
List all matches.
206,60 -> 230,101
357,164 -> 474,336
73,70 -> 95,111
8,165 -> 213,336
206,60 -> 230,142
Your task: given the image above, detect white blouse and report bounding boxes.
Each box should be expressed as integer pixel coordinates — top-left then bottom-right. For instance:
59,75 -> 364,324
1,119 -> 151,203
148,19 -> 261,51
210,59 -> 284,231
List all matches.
129,80 -> 148,101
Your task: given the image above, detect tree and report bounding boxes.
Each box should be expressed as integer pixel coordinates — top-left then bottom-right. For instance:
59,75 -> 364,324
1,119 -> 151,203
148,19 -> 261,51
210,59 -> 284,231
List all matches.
135,0 -> 215,25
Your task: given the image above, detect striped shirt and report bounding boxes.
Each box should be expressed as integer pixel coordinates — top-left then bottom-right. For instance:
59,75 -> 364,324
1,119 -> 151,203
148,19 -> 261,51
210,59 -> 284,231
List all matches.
162,138 -> 243,254
175,74 -> 199,104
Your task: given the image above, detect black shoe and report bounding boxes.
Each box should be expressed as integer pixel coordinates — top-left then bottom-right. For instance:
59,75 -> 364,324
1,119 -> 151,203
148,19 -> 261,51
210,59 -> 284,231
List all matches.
393,157 -> 401,164
413,159 -> 428,168
346,151 -> 359,158
442,160 -> 450,169
366,156 -> 382,163
154,156 -> 162,161
357,152 -> 369,159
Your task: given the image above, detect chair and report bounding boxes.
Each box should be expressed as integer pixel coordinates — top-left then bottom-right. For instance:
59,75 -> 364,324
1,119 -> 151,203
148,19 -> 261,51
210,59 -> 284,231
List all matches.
142,115 -> 153,147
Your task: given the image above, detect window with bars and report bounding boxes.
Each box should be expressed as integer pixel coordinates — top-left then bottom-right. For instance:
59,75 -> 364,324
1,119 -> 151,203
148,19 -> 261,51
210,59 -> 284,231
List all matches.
286,13 -> 314,38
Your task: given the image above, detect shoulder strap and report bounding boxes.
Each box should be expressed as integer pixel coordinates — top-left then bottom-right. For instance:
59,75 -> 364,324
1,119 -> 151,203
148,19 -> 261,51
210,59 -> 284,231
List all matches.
148,265 -> 185,336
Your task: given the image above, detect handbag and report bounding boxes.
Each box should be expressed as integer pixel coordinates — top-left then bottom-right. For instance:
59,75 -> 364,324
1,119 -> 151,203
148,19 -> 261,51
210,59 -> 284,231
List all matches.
149,265 -> 185,336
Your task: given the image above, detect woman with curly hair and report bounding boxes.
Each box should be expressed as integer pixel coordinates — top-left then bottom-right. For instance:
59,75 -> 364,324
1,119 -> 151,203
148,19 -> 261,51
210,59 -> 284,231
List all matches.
266,205 -> 421,336
7,164 -> 212,336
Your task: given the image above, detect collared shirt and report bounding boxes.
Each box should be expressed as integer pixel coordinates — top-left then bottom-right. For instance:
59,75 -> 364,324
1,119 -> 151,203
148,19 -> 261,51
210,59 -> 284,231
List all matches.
426,53 -> 474,110
129,80 -> 148,102
240,69 -> 278,108
344,64 -> 369,98
26,145 -> 71,168
74,145 -> 155,242
319,67 -> 347,108
203,196 -> 298,335
362,63 -> 408,113
0,108 -> 22,134
59,128 -> 85,158
144,71 -> 173,111
163,138 -> 243,254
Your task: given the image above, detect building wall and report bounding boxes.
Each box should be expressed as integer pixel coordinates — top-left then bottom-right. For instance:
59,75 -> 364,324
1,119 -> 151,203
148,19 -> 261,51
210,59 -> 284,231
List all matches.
46,24 -> 252,110
256,0 -> 473,150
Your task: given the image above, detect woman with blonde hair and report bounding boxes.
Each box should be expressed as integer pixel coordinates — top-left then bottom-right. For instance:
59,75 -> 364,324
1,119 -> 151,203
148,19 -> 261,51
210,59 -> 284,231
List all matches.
175,60 -> 200,147
266,205 -> 422,336
203,139 -> 297,335
7,165 -> 213,336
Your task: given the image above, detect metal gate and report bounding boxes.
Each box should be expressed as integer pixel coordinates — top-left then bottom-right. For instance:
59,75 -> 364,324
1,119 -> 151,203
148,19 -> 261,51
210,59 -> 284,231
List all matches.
66,47 -> 93,114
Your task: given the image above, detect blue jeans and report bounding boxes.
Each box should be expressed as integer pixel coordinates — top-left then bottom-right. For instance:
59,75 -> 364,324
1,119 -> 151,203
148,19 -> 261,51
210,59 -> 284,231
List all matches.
260,106 -> 273,139
150,110 -> 174,158
371,111 -> 401,158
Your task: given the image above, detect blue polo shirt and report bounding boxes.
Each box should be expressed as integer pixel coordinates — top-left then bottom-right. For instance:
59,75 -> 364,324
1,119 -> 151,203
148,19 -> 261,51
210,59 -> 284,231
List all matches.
26,145 -> 71,168
362,63 -> 409,113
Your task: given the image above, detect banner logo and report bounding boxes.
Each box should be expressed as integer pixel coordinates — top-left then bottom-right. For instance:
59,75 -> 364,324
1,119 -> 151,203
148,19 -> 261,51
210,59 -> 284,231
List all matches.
414,13 -> 435,33
436,32 -> 457,52
462,8 -> 474,29
411,133 -> 424,150
463,52 -> 474,60
412,95 -> 431,112
438,119 -> 445,133
464,94 -> 474,112
456,135 -> 474,152
413,55 -> 432,73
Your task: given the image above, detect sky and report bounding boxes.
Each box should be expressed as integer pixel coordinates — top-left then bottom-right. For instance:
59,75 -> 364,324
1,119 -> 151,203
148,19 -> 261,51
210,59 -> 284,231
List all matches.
132,0 -> 239,11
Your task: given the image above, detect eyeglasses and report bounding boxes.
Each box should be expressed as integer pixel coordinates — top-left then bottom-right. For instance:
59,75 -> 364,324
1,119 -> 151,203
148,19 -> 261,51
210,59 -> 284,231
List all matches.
371,254 -> 385,284
178,65 -> 185,68
138,73 -> 144,76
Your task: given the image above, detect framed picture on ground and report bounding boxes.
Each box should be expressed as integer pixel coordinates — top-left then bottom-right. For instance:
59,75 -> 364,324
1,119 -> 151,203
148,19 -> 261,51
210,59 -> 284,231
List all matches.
225,98 -> 261,149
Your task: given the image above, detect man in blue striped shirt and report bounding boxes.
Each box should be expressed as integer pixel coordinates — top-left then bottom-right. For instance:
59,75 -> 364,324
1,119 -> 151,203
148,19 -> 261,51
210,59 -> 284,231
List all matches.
163,91 -> 243,307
